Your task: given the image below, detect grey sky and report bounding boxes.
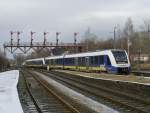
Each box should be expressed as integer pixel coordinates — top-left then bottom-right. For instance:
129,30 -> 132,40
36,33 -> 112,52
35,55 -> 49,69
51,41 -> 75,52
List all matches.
0,0 -> 149,46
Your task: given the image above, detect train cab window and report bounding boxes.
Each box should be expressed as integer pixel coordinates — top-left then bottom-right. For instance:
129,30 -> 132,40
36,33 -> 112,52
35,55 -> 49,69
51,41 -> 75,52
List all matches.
107,56 -> 111,65
99,55 -> 104,64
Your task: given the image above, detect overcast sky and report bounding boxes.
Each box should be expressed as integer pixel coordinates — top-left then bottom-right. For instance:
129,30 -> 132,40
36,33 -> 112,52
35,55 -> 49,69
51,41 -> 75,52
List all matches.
0,0 -> 150,55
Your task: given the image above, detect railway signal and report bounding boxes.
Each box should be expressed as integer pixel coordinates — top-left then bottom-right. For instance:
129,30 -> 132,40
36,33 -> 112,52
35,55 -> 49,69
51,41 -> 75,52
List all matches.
110,25 -> 120,49
56,32 -> 61,46
30,31 -> 36,46
43,32 -> 48,45
4,31 -> 85,54
10,31 -> 14,46
113,26 -> 117,49
17,31 -> 22,46
74,32 -> 79,53
74,32 -> 79,45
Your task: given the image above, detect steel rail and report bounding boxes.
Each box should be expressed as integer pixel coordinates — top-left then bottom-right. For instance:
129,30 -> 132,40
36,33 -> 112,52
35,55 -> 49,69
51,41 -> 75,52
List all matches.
41,70 -> 150,113
27,71 -> 80,113
21,71 -> 43,113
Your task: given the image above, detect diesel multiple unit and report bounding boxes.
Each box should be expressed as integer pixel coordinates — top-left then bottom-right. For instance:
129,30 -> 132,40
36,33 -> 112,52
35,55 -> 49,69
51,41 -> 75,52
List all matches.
24,49 -> 131,74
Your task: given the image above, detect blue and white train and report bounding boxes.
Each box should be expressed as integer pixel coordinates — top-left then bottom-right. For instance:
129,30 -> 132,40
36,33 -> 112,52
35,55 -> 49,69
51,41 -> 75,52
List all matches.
24,49 -> 131,74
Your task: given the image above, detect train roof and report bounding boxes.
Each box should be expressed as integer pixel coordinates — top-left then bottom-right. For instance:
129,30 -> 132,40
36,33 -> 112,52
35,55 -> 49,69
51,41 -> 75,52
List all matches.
26,49 -> 126,61
45,49 -> 125,59
45,55 -> 64,60
26,58 -> 44,62
64,50 -> 111,58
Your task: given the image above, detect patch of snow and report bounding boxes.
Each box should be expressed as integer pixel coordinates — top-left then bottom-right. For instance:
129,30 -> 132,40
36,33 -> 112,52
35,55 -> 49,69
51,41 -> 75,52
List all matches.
0,70 -> 23,113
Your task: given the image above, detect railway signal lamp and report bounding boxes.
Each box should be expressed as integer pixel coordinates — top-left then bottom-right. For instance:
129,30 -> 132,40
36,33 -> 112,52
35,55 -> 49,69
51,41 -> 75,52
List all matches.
74,32 -> 79,53
74,32 -> 79,45
17,31 -> 22,46
30,31 -> 35,46
43,32 -> 48,45
56,32 -> 61,46
10,31 -> 14,46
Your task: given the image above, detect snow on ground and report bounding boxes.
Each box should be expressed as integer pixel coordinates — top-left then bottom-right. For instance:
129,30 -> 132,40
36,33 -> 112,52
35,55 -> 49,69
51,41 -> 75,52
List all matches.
33,71 -> 119,113
0,70 -> 23,113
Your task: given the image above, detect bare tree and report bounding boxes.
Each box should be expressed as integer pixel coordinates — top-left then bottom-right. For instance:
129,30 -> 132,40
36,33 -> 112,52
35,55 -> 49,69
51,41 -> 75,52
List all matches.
0,50 -> 9,71
123,18 -> 134,56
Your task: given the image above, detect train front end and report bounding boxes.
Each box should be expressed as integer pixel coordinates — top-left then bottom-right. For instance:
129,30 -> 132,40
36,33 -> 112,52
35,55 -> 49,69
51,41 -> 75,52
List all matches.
110,50 -> 131,74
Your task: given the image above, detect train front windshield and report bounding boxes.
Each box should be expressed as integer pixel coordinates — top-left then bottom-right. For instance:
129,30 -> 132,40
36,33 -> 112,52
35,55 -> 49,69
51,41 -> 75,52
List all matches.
112,50 -> 128,64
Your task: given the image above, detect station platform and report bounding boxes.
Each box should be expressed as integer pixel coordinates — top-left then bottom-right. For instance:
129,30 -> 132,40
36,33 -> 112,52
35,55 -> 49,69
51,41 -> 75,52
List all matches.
0,70 -> 23,113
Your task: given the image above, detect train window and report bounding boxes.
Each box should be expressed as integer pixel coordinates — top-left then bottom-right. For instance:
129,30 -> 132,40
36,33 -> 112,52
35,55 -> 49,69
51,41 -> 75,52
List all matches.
41,61 -> 43,65
94,56 -> 99,65
90,56 -> 94,65
107,56 -> 111,65
66,58 -> 74,65
65,58 -> 68,65
45,60 -> 48,64
38,61 -> 42,65
99,55 -> 104,64
57,59 -> 62,65
112,50 -> 128,64
78,57 -> 81,66
60,59 -> 62,64
67,58 -> 70,64
71,58 -> 75,65
82,57 -> 86,66
65,58 -> 73,65
51,59 -> 54,65
78,57 -> 86,66
70,58 -> 71,64
56,59 -> 59,64
50,60 -> 52,64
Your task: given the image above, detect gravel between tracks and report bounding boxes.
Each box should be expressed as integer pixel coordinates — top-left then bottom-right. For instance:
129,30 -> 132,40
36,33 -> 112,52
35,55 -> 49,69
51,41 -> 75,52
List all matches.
32,70 -> 119,113
55,70 -> 150,85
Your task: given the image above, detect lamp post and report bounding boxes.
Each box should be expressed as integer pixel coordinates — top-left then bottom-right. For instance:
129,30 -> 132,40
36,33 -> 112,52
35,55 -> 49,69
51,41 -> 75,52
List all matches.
110,26 -> 119,49
113,26 -> 117,49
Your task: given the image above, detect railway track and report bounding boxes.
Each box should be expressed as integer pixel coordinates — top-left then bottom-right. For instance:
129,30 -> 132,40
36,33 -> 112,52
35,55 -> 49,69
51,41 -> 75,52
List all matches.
18,71 -> 39,113
132,70 -> 150,77
38,70 -> 150,113
20,70 -> 80,113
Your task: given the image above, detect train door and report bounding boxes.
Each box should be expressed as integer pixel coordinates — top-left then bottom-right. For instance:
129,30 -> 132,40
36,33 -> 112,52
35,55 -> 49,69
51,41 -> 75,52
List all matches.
75,57 -> 78,70
104,55 -> 112,73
